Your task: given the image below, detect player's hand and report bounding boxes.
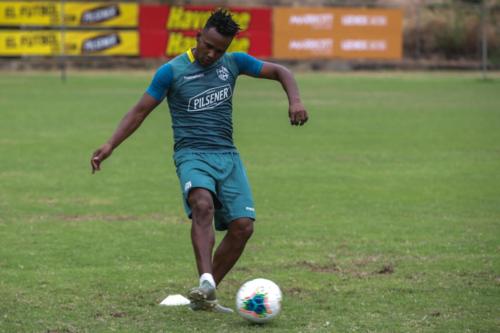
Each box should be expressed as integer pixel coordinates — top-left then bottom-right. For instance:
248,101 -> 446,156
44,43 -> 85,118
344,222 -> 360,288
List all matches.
91,143 -> 113,174
289,102 -> 308,126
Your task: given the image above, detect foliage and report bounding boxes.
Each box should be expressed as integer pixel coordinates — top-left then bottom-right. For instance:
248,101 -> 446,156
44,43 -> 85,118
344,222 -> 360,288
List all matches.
404,1 -> 498,61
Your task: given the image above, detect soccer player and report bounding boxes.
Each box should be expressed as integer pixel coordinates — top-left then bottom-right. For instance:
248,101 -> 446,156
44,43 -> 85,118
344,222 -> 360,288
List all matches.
90,9 -> 308,313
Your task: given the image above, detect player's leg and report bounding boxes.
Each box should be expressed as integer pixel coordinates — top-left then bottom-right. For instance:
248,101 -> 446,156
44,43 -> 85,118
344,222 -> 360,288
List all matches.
213,217 -> 254,285
188,188 -> 216,276
175,153 -> 233,313
212,153 -> 256,285
188,214 -> 252,313
187,188 -> 234,313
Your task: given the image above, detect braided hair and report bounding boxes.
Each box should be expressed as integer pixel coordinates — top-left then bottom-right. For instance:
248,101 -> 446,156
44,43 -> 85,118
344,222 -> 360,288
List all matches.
204,8 -> 240,37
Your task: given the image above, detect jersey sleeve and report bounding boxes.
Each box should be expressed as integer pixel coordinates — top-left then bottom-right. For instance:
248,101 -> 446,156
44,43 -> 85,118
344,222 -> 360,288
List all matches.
146,63 -> 173,101
232,52 -> 264,77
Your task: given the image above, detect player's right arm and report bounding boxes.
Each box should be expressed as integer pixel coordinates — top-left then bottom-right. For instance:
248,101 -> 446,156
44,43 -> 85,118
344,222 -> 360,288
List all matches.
91,63 -> 173,173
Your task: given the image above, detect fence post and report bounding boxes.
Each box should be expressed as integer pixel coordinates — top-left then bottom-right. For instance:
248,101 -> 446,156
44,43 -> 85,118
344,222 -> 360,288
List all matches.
415,0 -> 421,60
480,0 -> 488,79
60,0 -> 67,82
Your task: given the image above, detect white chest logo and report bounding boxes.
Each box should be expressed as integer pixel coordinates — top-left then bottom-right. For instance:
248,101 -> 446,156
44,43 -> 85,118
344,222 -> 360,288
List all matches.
217,66 -> 229,81
188,84 -> 232,112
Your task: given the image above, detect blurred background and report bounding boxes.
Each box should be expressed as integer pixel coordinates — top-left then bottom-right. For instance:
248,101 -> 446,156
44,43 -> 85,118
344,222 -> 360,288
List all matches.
0,0 -> 498,72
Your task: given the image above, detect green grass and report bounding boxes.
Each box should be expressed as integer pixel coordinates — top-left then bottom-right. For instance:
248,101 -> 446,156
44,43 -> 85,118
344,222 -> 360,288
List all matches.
0,71 -> 499,332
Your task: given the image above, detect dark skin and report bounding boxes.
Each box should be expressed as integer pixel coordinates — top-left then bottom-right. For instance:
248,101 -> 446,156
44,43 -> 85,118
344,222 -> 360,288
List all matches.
91,26 -> 308,285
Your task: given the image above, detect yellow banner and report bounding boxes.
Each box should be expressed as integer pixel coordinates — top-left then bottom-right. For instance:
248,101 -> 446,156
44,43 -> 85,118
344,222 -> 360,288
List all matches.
64,2 -> 137,27
0,2 -> 138,27
0,2 -> 60,26
0,30 -> 138,56
165,32 -> 250,57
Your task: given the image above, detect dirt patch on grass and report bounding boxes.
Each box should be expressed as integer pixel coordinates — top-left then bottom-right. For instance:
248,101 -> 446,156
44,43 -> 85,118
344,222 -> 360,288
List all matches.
351,256 -> 395,276
58,213 -> 184,224
293,257 -> 395,278
429,310 -> 441,317
377,264 -> 395,275
37,197 -> 115,206
352,255 -> 381,267
61,214 -> 136,222
111,311 -> 127,318
283,287 -> 304,296
295,260 -> 340,273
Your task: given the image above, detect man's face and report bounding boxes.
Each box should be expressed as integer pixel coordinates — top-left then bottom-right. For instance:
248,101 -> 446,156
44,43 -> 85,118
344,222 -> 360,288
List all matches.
195,27 -> 233,67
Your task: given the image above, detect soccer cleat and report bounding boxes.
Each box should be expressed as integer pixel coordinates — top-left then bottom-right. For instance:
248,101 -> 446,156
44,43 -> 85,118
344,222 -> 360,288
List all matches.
188,300 -> 234,314
211,302 -> 234,314
188,280 -> 216,302
187,280 -> 234,314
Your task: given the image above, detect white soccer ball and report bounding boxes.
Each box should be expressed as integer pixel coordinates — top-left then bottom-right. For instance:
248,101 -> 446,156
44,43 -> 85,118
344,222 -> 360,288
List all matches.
235,278 -> 282,323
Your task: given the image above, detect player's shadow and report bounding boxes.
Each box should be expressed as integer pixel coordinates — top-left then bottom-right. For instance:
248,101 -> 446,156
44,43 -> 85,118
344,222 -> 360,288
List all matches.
228,319 -> 280,329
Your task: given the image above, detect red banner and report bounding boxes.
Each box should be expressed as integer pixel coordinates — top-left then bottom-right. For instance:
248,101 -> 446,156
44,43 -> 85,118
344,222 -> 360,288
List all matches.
139,5 -> 271,59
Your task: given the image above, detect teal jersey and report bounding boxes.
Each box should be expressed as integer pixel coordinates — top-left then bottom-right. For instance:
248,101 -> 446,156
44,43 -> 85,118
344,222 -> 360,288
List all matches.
146,50 -> 263,152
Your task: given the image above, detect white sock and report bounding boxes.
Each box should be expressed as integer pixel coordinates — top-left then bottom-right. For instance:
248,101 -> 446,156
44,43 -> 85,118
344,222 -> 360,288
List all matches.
200,273 -> 216,288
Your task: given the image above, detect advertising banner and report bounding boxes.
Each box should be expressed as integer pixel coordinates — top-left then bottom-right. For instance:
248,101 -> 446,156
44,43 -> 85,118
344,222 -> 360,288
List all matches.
0,2 -> 138,27
0,30 -> 138,56
273,7 -> 402,60
0,1 -> 59,26
139,5 -> 272,58
273,8 -> 336,59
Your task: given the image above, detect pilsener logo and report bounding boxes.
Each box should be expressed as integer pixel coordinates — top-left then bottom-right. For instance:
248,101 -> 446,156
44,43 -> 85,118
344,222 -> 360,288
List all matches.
188,84 -> 232,112
81,5 -> 120,25
81,33 -> 120,53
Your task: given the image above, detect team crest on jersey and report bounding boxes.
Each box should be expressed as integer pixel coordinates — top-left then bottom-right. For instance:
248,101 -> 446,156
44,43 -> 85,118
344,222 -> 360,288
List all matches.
217,66 -> 229,81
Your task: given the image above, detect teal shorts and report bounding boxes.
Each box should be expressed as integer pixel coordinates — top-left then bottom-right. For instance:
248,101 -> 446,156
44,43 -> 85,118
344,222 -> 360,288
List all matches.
174,150 -> 256,231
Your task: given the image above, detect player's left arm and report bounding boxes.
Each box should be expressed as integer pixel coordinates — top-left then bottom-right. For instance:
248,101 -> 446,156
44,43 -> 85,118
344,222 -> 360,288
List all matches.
258,62 -> 308,126
233,52 -> 308,126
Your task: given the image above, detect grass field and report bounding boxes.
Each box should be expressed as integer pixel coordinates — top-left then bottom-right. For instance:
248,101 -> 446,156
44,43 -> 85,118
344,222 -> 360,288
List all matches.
0,71 -> 499,332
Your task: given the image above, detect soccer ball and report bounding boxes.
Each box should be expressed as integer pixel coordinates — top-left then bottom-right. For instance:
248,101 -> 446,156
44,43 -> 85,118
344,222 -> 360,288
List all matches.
235,278 -> 282,323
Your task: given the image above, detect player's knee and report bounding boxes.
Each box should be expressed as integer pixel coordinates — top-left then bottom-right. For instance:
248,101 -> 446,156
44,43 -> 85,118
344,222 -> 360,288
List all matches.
231,219 -> 254,241
241,222 -> 254,241
191,200 -> 214,220
189,190 -> 214,220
